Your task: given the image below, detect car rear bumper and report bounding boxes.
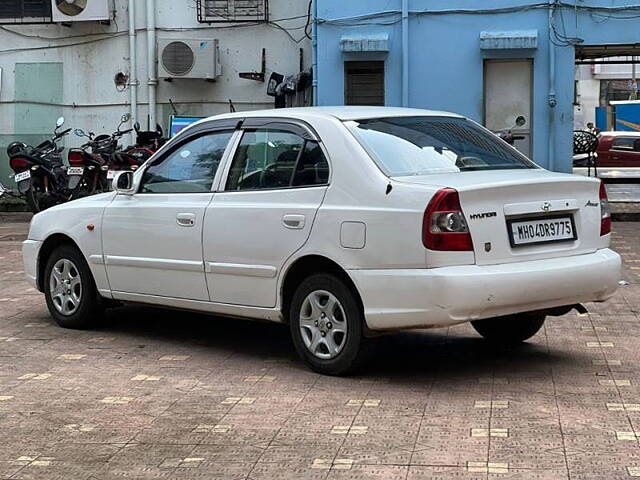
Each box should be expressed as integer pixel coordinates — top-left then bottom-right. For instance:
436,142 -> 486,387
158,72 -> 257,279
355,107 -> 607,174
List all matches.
349,248 -> 621,331
22,239 -> 42,290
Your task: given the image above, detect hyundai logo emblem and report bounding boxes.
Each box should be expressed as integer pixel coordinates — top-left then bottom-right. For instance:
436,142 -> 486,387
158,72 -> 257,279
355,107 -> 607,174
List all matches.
542,202 -> 551,212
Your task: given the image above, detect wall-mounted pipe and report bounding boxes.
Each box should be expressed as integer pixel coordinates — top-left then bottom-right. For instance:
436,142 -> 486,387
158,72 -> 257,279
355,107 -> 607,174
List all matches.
312,0 -> 318,105
128,0 -> 138,145
401,0 -> 409,107
146,0 -> 158,130
548,0 -> 557,171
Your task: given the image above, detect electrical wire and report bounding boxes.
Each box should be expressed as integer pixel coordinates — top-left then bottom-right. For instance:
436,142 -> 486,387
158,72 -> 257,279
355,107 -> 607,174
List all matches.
304,0 -> 312,40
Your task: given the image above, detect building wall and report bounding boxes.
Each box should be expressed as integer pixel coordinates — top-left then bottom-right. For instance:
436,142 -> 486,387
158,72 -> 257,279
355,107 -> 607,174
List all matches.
0,0 -> 311,185
315,0 -> 640,172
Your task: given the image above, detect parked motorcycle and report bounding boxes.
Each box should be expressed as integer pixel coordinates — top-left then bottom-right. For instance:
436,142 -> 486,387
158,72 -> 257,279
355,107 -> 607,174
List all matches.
127,122 -> 166,163
67,128 -> 110,199
73,114 -> 142,192
4,117 -> 72,213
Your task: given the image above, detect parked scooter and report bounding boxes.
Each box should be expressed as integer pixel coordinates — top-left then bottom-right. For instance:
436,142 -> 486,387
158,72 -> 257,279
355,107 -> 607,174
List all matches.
4,117 -> 72,213
495,115 -> 527,146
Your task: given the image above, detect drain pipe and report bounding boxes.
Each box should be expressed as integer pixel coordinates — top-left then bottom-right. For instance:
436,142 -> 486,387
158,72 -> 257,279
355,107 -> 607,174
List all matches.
401,0 -> 409,107
548,0 -> 557,171
312,0 -> 318,105
128,0 -> 138,145
146,0 -> 158,130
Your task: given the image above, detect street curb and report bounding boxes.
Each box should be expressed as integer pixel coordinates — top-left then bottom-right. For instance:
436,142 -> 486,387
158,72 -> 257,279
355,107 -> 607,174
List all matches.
0,212 -> 33,223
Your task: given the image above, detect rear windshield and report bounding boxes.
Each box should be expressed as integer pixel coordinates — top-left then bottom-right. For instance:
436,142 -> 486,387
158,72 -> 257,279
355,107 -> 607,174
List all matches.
346,116 -> 537,176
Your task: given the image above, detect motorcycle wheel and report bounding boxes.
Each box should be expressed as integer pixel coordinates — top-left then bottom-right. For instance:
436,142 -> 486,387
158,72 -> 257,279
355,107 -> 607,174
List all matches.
26,187 -> 59,213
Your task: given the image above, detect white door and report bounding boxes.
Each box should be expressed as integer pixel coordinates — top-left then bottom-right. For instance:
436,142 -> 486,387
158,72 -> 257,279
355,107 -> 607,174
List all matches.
102,129 -> 235,301
203,125 -> 330,308
484,59 -> 533,157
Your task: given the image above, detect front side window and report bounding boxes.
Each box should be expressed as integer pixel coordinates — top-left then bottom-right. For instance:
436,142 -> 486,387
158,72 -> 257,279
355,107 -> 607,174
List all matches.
225,129 -> 329,191
140,131 -> 233,193
347,116 -> 538,176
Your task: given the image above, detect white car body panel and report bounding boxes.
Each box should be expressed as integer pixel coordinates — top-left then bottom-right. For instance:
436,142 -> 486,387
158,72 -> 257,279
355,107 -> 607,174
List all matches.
203,186 -> 327,307
102,192 -> 213,301
23,107 -> 622,331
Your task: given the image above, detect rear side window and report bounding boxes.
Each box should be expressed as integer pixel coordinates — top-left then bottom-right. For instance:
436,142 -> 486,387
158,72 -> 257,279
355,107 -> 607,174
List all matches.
611,137 -> 640,152
346,116 -> 537,176
225,128 -> 329,191
140,131 -> 233,193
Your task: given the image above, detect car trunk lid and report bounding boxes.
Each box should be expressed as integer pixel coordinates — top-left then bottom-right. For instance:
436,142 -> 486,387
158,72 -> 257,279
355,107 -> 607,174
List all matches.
393,169 -> 603,266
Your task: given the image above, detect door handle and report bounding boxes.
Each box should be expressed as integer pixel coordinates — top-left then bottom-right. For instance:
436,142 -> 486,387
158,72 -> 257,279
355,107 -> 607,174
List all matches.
282,214 -> 306,230
176,213 -> 196,227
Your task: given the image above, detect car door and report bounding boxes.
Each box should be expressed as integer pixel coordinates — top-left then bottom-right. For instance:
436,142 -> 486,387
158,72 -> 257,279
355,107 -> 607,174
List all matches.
203,119 -> 330,308
102,126 -> 236,301
608,136 -> 640,167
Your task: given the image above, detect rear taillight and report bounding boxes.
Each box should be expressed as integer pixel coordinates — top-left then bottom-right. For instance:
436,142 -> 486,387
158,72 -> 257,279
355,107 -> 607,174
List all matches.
599,180 -> 611,236
9,157 -> 29,172
423,188 -> 473,251
68,150 -> 85,166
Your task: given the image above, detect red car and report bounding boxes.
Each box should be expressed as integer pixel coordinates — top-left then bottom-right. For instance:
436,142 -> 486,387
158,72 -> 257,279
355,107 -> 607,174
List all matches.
597,131 -> 640,167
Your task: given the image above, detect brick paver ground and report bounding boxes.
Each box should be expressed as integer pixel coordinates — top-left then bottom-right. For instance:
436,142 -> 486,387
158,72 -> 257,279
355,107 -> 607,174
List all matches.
0,220 -> 639,479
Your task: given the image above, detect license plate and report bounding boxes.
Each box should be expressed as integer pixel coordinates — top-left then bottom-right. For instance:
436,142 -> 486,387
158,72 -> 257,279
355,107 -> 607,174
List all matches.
106,170 -> 116,179
67,167 -> 84,176
14,170 -> 31,183
507,215 -> 577,247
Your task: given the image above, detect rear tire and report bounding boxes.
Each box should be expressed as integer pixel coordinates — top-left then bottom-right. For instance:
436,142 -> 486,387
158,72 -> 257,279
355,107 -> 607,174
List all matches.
44,245 -> 103,329
471,313 -> 546,345
289,273 -> 371,376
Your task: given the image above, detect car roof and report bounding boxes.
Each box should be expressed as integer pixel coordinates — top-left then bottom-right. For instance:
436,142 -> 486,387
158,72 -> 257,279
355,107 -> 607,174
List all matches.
196,106 -> 464,124
600,131 -> 640,137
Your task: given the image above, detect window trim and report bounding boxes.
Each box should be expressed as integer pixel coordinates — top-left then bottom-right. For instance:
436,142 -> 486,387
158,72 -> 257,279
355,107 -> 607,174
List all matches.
219,125 -> 331,194
136,128 -> 239,195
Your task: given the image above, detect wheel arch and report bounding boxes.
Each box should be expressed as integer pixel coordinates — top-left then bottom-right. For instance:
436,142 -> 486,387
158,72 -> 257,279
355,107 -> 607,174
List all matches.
280,254 -> 364,324
37,233 -> 83,292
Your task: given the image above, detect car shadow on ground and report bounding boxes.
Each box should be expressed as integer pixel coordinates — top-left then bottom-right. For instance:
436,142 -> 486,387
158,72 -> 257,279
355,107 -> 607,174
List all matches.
90,304 -> 583,380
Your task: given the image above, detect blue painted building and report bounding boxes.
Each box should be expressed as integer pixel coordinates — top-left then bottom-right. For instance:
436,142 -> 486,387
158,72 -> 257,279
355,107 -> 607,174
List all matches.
313,1 -> 640,172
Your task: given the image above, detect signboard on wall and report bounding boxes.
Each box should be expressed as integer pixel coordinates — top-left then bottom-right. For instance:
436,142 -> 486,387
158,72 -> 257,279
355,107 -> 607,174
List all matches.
169,116 -> 204,138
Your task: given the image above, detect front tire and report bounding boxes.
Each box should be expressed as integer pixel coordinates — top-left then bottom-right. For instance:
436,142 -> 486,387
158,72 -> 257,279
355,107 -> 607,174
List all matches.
289,274 -> 371,375
471,313 -> 546,345
44,245 -> 103,329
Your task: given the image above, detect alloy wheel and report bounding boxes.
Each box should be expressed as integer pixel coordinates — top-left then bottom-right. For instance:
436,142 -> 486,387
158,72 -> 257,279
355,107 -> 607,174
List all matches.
299,290 -> 348,360
49,258 -> 82,316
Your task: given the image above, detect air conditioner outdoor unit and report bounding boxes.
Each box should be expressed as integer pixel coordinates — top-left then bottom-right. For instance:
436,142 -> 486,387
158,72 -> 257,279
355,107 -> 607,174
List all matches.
158,39 -> 221,81
51,0 -> 111,22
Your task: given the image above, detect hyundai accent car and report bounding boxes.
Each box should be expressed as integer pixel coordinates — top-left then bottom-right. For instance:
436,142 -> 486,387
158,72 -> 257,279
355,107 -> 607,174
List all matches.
22,107 -> 621,375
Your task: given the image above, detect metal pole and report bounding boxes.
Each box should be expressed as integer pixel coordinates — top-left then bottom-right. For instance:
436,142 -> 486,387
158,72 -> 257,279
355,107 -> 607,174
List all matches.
401,0 -> 409,107
632,56 -> 638,101
128,0 -> 138,145
548,0 -> 557,171
312,0 -> 318,106
146,0 -> 157,130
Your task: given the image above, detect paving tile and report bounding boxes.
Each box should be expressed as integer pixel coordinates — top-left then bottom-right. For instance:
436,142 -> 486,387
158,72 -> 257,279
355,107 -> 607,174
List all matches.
0,222 -> 639,479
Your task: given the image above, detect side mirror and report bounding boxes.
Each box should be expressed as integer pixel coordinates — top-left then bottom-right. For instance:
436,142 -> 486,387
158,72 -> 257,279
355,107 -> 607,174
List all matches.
515,115 -> 526,128
56,117 -> 65,128
113,171 -> 136,195
121,113 -> 131,123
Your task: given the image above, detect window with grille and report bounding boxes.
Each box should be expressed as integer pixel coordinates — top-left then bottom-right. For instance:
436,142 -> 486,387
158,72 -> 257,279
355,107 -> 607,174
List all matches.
344,61 -> 385,106
0,0 -> 52,24
197,0 -> 268,23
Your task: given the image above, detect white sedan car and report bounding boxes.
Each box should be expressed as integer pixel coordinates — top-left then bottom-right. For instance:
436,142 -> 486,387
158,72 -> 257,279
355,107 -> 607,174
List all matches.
22,107 -> 621,375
